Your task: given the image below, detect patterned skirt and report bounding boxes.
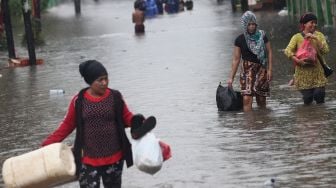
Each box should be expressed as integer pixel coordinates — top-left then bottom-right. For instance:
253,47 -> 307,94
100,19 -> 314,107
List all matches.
240,60 -> 270,97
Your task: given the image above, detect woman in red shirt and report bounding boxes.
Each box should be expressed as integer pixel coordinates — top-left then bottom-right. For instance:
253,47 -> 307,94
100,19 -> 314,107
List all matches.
42,60 -> 155,188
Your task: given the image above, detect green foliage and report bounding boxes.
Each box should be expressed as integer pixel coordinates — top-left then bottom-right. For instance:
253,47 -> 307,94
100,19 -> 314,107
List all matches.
41,0 -> 50,10
8,0 -> 23,16
8,0 -> 50,16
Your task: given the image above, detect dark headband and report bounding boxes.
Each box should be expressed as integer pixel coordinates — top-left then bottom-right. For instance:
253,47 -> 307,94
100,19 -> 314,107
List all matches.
300,13 -> 317,24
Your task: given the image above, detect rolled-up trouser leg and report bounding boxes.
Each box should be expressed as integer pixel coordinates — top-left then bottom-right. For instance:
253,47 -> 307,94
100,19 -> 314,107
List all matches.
313,87 -> 325,104
300,88 -> 314,105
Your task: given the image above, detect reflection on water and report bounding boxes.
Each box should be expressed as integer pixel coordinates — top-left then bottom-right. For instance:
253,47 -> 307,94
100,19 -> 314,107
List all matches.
0,0 -> 336,187
216,103 -> 336,187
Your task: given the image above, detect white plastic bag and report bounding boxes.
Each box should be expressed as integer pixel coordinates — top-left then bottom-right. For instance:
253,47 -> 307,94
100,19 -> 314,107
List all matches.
132,132 -> 163,175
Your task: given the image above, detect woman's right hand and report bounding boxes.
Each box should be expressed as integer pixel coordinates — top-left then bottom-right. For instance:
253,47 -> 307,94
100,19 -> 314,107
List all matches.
227,79 -> 233,88
297,59 -> 304,66
293,56 -> 306,66
298,59 -> 309,66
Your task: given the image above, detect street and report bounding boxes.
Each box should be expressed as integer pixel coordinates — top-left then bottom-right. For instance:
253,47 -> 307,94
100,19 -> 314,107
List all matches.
0,0 -> 336,187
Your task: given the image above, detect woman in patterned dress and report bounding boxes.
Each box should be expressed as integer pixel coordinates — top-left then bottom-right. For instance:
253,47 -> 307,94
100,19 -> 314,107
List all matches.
228,11 -> 273,112
284,13 -> 329,105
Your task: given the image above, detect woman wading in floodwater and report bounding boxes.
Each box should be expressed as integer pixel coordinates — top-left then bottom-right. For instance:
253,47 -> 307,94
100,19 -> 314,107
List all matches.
227,11 -> 273,112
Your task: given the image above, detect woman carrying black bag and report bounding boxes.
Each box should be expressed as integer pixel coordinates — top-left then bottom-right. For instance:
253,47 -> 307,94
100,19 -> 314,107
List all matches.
227,11 -> 273,112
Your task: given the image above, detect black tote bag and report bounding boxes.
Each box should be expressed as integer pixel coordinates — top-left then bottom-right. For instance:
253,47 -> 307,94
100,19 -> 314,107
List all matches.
216,83 -> 243,111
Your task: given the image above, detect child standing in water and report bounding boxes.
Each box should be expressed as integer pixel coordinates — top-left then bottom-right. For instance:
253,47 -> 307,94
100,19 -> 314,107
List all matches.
132,7 -> 145,34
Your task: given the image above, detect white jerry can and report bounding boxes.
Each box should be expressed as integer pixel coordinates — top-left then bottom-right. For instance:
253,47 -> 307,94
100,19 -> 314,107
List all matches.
2,143 -> 76,188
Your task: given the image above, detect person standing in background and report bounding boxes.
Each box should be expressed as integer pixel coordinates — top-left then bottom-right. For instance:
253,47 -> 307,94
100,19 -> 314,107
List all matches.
133,6 -> 146,34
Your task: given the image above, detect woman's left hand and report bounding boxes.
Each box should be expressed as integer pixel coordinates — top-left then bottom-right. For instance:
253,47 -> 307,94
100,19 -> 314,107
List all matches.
305,33 -> 323,50
304,33 -> 317,40
267,71 -> 272,82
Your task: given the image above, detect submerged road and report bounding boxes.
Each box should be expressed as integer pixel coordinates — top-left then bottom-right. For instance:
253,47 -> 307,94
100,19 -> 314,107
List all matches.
0,0 -> 336,187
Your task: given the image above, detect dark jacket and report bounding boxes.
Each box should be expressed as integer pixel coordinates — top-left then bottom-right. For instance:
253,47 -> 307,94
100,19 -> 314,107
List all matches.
73,88 -> 133,175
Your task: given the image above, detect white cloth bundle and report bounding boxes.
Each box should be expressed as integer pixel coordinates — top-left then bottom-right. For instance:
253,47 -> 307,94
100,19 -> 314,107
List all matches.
2,143 -> 76,188
248,0 -> 257,5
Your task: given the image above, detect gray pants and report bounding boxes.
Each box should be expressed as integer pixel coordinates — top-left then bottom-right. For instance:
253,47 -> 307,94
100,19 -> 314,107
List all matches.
299,87 -> 325,105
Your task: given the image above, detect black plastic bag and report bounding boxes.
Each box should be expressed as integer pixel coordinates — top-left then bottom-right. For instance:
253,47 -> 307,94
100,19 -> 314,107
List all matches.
316,54 -> 333,77
321,63 -> 333,77
185,0 -> 193,10
216,83 -> 243,111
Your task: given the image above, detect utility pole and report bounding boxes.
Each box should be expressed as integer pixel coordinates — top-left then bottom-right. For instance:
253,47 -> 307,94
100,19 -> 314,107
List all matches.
241,0 -> 248,12
22,0 -> 36,65
1,0 -> 16,59
231,0 -> 237,12
74,0 -> 81,15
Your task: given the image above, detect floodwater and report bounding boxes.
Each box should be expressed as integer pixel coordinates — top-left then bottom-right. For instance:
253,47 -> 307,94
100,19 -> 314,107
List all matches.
0,0 -> 335,187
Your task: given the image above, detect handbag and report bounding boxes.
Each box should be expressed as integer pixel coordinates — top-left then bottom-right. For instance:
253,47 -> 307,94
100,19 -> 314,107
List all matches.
321,63 -> 333,77
317,54 -> 333,77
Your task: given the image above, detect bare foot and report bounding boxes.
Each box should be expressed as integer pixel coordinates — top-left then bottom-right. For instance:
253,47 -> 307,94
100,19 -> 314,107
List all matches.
288,79 -> 294,86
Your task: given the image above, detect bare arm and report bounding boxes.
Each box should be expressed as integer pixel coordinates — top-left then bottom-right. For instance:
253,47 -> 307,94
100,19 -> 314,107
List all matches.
306,32 -> 329,54
228,46 -> 241,87
41,96 -> 77,146
284,34 -> 306,66
142,12 -> 145,23
265,42 -> 273,81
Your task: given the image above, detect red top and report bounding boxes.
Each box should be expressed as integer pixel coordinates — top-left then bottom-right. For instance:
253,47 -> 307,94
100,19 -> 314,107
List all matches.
41,89 -> 133,166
